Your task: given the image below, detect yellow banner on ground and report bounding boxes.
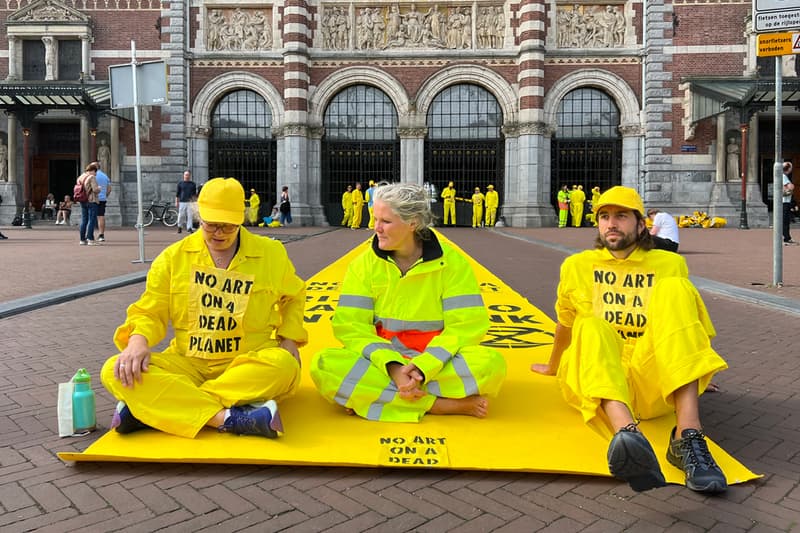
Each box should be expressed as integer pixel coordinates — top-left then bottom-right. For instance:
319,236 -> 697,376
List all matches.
59,235 -> 759,486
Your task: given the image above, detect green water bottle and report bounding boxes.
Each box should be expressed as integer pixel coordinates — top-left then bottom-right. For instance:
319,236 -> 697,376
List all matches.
72,369 -> 96,433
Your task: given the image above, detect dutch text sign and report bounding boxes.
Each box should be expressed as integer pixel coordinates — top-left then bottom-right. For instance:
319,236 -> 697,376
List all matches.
754,0 -> 800,32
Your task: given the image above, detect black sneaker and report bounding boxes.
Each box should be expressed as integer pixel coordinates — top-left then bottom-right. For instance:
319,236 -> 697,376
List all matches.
218,400 -> 282,438
667,427 -> 728,493
111,402 -> 152,434
607,425 -> 667,492
177,227 -> 182,234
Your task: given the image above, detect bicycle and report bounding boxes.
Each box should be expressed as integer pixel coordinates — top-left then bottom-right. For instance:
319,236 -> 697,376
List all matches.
142,201 -> 179,227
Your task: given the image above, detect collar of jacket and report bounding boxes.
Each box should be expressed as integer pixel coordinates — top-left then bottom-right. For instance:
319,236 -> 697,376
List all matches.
371,229 -> 444,263
596,245 -> 649,263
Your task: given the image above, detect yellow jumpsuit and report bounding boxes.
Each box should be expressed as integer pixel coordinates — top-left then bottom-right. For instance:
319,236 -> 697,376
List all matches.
569,188 -> 585,227
247,192 -> 260,225
351,188 -> 364,229
471,192 -> 484,227
553,247 -> 727,439
484,189 -> 499,226
587,188 -> 602,226
311,233 -> 506,422
100,229 -> 308,438
341,190 -> 353,227
441,186 -> 457,225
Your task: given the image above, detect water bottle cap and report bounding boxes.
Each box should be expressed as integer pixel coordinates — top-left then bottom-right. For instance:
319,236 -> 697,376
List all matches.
72,368 -> 91,383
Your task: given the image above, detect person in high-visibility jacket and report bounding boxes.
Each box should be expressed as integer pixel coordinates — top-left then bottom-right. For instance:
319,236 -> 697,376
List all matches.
366,180 -> 377,229
484,184 -> 499,226
311,182 -> 506,422
341,184 -> 353,227
246,188 -> 260,226
532,186 -> 728,494
100,178 -> 307,439
440,181 -> 457,225
350,181 -> 364,229
569,184 -> 586,227
471,187 -> 484,228
557,185 -> 570,228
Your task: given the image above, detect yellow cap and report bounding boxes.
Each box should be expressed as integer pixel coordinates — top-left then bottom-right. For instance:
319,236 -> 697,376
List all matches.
474,187 -> 480,191
487,185 -> 494,189
448,181 -> 454,187
592,186 -> 645,215
198,178 -> 245,225
369,180 -> 375,186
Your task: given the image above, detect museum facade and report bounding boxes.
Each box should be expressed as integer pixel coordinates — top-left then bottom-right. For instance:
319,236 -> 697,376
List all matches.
0,0 -> 795,227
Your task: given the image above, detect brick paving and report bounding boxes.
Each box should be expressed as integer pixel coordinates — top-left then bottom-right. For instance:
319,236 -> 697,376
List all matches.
1,222 -> 799,531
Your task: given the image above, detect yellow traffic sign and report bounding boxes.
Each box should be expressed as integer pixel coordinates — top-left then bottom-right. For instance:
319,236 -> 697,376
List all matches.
757,32 -> 799,56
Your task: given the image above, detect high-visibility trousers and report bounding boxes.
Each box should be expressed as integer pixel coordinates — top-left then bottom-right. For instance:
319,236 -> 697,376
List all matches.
555,277 -> 727,440
570,204 -> 584,227
368,206 -> 375,229
101,347 -> 300,438
310,345 -> 507,422
485,207 -> 497,227
443,200 -> 456,225
341,207 -> 353,227
351,204 -> 364,228
559,208 -> 569,227
472,205 -> 483,227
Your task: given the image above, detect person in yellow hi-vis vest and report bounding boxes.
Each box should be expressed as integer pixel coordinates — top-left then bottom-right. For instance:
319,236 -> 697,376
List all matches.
557,185 -> 570,228
350,181 -> 364,229
366,180 -> 377,229
246,188 -> 260,226
569,184 -> 586,227
484,184 -> 499,226
100,178 -> 307,439
311,182 -> 506,422
471,187 -> 484,228
532,186 -> 728,495
341,184 -> 353,227
440,181 -> 457,225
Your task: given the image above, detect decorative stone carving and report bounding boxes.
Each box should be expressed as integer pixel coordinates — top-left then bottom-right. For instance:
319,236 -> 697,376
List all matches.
0,139 -> 8,182
556,4 -> 627,49
323,3 -> 506,51
206,7 -> 273,51
726,137 -> 740,182
397,127 -> 428,138
618,124 -> 643,137
517,122 -> 553,136
8,0 -> 89,23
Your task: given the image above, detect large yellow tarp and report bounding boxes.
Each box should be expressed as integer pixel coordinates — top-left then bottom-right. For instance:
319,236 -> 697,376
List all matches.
59,235 -> 759,485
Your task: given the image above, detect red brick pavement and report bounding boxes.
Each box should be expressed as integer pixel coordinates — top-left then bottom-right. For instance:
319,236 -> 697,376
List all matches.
1,224 -> 799,531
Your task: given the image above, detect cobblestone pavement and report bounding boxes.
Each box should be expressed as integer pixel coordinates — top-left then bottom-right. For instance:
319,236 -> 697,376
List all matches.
1,223 -> 799,531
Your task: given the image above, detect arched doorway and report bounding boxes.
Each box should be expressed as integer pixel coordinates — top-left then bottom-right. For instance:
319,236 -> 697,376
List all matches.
320,85 -> 400,226
208,89 -> 277,217
551,87 -> 621,218
424,83 -> 504,226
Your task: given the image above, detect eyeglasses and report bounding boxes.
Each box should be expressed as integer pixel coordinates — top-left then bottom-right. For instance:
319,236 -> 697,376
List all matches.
201,221 -> 239,234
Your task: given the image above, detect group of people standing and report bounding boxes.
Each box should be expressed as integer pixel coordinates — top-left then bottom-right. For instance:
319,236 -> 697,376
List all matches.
439,181 -> 500,227
75,161 -> 111,246
100,178 -> 728,495
557,184 -> 600,228
341,180 -> 373,229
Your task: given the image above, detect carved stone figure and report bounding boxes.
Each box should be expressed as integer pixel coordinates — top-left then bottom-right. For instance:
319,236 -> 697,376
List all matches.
206,7 -> 272,51
0,139 -> 7,182
98,138 -> 111,175
42,35 -> 55,80
726,137 -> 740,182
557,4 -> 626,48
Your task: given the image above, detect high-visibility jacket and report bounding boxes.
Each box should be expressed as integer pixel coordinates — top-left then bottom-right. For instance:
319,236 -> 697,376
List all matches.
485,190 -> 499,210
311,232 -> 506,421
341,190 -> 353,210
247,192 -> 260,224
441,187 -> 456,203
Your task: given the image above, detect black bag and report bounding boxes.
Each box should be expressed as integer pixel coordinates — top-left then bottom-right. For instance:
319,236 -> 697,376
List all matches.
72,178 -> 89,203
279,200 -> 291,214
11,214 -> 22,226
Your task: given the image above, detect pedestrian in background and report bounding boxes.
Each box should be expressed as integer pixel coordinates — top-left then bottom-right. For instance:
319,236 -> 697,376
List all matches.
176,170 -> 197,234
94,161 -> 111,242
279,185 -> 293,226
783,162 -> 797,245
77,163 -> 101,246
341,184 -> 353,227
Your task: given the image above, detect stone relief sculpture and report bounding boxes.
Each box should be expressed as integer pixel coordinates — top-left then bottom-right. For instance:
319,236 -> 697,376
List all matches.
726,137 -> 740,182
206,7 -> 272,51
326,3 -> 506,51
98,138 -> 111,175
557,4 -> 627,48
0,139 -> 8,182
42,35 -> 55,80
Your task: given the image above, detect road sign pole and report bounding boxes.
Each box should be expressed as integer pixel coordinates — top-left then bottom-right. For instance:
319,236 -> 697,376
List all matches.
773,57 -> 783,286
130,40 -> 148,264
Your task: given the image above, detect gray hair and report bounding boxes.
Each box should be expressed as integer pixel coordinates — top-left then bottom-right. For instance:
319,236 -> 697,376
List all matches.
372,182 -> 435,240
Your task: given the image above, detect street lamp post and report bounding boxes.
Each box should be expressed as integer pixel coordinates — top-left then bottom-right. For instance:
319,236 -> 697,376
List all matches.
738,123 -> 749,229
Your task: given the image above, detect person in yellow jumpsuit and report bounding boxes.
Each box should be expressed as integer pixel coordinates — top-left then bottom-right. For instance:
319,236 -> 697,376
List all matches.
350,181 -> 364,229
557,185 -> 570,228
100,178 -> 307,439
366,180 -> 377,229
484,184 -> 499,226
569,184 -> 586,227
471,187 -> 484,228
440,181 -> 457,225
341,184 -> 353,227
246,188 -> 260,226
311,182 -> 506,421
532,186 -> 728,494
587,186 -> 602,226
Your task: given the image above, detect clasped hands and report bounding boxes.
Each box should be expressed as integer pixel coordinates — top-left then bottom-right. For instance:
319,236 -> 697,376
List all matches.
387,361 -> 426,401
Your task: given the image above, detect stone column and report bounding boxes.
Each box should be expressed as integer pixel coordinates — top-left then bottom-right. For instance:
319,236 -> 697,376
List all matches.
6,36 -> 19,81
190,126 -> 210,181
80,117 -> 89,169
110,116 -> 120,182
7,115 -> 17,184
398,127 -> 426,185
80,35 -> 91,79
715,116 -> 726,183
620,125 -> 643,189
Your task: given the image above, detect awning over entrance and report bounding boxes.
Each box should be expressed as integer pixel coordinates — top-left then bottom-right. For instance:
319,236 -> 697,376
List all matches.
0,81 -> 133,122
683,77 -> 800,124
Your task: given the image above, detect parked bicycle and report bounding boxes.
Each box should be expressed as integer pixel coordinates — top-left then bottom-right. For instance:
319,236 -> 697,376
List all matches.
142,201 -> 179,227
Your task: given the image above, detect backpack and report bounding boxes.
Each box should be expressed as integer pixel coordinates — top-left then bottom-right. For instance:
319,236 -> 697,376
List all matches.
73,177 -> 89,203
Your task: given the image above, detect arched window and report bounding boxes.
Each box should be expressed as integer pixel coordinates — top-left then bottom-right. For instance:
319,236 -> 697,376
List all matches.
321,85 -> 400,226
209,89 -> 276,211
556,87 -> 620,138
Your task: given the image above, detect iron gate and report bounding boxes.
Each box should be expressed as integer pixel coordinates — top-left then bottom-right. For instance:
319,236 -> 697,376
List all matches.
209,139 -> 277,218
551,138 -> 621,212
